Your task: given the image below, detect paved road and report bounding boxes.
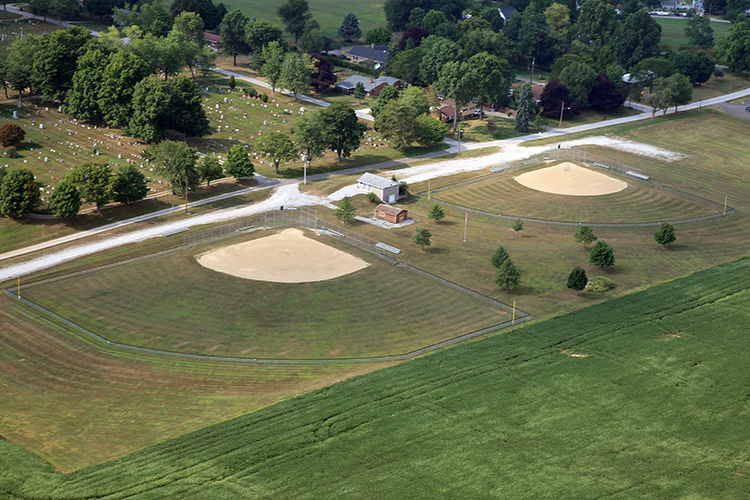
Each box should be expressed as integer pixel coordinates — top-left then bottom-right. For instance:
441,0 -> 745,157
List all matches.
716,98 -> 750,119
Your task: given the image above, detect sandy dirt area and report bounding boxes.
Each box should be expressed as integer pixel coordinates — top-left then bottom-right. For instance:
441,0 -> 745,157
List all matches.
514,162 -> 628,196
196,228 -> 369,283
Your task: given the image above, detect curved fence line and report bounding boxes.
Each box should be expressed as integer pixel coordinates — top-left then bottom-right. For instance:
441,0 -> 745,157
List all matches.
419,146 -> 735,228
7,208 -> 529,365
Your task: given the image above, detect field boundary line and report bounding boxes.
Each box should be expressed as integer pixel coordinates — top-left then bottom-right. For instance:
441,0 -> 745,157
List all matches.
418,146 -> 736,228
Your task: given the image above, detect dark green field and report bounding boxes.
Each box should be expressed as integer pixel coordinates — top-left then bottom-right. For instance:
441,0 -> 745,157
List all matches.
21,229 -> 507,359
1,257 -> 748,498
431,162 -> 717,224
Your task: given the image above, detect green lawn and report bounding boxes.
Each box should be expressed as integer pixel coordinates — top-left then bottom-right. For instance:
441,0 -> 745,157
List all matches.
654,16 -> 732,50
21,228 -> 508,359
1,257 -> 748,497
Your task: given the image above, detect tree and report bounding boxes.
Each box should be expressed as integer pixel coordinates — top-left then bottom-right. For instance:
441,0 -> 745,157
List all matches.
421,10 -> 449,31
98,51 -> 150,128
337,13 -> 361,41
0,123 -> 25,148
333,196 -> 356,223
495,258 -> 520,291
515,84 -> 533,133
309,53 -> 336,92
654,222 -> 676,247
512,218 -> 524,235
219,9 -> 250,65
469,52 -> 513,117
559,61 -> 598,106
375,101 -> 420,150
254,131 -> 296,174
577,0 -> 616,49
716,19 -> 750,72
65,47 -> 108,122
31,26 -> 91,102
567,266 -> 588,296
113,165 -> 149,204
415,114 -> 449,146
245,18 -> 284,57
436,60 -> 476,132
588,73 -> 625,112
0,169 -> 40,218
293,110 -> 327,169
261,41 -> 285,93
353,81 -> 366,102
365,27 -> 392,45
320,102 -> 367,160
399,25 -> 430,50
413,227 -> 432,251
6,36 -> 38,108
671,50 -> 713,85
540,81 -> 579,118
589,240 -> 615,268
663,73 -> 692,112
68,162 -> 116,212
612,10 -> 662,68
419,36 -> 462,85
277,0 -> 311,43
143,141 -> 199,194
197,154 -> 224,186
685,14 -> 714,49
490,245 -> 509,269
279,52 -> 315,99
225,144 -> 255,178
370,85 -> 401,119
574,226 -> 597,250
47,178 -> 81,217
428,203 -> 444,223
390,48 -> 424,85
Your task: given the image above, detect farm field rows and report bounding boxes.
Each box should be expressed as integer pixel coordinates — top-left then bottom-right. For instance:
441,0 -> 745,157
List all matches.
20,228 -> 508,359
430,162 -> 718,224
1,257 -> 748,497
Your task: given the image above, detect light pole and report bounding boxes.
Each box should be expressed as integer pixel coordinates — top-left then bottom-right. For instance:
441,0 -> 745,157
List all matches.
558,101 -> 571,128
301,153 -> 307,185
457,122 -> 464,153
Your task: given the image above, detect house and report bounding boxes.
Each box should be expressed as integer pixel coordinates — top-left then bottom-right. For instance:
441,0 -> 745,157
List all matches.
374,204 -> 408,224
346,44 -> 389,66
497,6 -> 518,22
661,0 -> 677,8
356,173 -> 400,203
530,84 -> 545,103
335,75 -> 403,97
439,98 -> 480,122
204,33 -> 222,51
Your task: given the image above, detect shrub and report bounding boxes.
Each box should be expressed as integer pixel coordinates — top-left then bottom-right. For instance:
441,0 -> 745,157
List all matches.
5,146 -> 19,158
228,75 -> 236,89
586,276 -> 616,293
367,192 -> 379,203
261,92 -> 269,103
247,87 -> 258,98
0,123 -> 25,148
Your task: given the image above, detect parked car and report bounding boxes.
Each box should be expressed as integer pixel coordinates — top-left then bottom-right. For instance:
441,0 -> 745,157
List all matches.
746,106 -> 750,112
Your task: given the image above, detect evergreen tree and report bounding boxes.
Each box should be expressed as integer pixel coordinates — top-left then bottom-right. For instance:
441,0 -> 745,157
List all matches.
334,196 -> 356,223
495,258 -> 520,291
515,84 -> 532,133
48,178 -> 81,217
589,240 -> 615,268
413,227 -> 432,251
225,144 -> 255,178
574,226 -> 597,250
490,245 -> 509,269
337,13 -> 361,41
512,218 -> 524,235
0,168 -> 40,218
567,266 -> 588,296
428,203 -> 445,223
654,222 -> 676,247
228,75 -> 236,89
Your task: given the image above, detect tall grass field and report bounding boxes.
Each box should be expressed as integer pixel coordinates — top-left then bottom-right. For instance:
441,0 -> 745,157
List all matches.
1,257 -> 748,498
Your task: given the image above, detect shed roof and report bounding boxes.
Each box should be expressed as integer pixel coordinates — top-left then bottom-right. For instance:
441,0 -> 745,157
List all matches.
375,204 -> 406,216
358,172 -> 399,190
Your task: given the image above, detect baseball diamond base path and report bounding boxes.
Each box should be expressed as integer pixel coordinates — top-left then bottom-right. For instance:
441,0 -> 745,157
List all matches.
196,228 -> 369,283
514,162 -> 628,196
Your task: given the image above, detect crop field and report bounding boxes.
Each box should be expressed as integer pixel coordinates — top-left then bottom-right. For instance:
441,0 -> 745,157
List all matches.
429,162 -> 718,224
1,257 -> 747,497
19,228 -> 508,359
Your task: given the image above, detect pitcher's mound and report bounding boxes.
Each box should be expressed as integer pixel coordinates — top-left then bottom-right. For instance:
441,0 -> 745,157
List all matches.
514,162 -> 627,196
197,228 -> 369,283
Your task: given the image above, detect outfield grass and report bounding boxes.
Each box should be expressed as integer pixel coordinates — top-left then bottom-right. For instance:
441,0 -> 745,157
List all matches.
1,257 -> 747,497
21,228 -> 508,359
431,162 -> 718,223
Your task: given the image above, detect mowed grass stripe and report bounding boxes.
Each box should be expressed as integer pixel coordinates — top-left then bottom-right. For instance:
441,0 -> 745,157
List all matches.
435,166 -> 717,223
1,258 -> 748,498
22,231 -> 505,359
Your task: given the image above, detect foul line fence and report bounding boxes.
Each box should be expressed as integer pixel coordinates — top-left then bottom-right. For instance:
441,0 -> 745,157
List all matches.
421,146 -> 735,228
8,208 -> 528,365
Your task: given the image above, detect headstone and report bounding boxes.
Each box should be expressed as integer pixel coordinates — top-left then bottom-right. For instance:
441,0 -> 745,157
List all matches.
13,111 -> 18,119
39,123 -> 44,129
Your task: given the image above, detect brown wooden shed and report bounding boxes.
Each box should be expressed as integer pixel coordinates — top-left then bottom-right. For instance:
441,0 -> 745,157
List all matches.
374,204 -> 408,224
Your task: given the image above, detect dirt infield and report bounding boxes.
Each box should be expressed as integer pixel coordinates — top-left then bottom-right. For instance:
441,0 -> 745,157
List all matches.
197,228 -> 369,283
514,162 -> 628,196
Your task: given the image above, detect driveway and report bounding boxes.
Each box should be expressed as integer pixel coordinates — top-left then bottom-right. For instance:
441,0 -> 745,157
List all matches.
715,98 -> 750,119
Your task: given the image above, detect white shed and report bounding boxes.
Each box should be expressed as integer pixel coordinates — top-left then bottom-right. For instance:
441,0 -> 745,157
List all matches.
356,173 -> 400,203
